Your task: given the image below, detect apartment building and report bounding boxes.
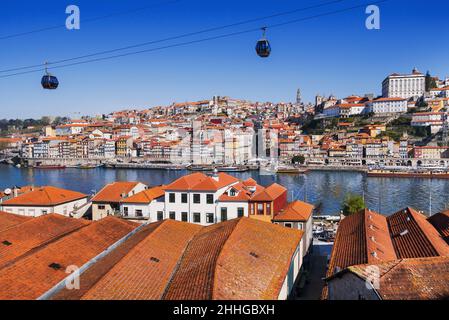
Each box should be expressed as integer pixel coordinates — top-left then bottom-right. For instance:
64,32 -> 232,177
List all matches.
0,186 -> 88,217
382,69 -> 426,99
370,97 -> 408,114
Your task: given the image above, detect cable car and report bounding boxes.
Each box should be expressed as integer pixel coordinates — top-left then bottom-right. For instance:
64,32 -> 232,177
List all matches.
41,63 -> 59,90
255,27 -> 271,58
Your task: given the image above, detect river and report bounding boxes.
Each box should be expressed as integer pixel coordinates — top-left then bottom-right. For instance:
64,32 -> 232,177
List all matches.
1,164 -> 448,216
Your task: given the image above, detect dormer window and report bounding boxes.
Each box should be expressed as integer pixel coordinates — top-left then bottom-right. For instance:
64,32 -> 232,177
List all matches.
229,189 -> 237,197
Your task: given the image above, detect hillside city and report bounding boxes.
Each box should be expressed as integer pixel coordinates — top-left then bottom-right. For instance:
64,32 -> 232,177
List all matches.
1,68 -> 449,171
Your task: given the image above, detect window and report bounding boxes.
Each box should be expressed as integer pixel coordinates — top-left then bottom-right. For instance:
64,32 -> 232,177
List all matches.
257,204 -> 264,215
237,207 -> 244,218
221,207 -> 228,222
266,203 -> 271,214
135,209 -> 143,217
98,205 -> 105,210
206,213 -> 214,224
193,194 -> 201,204
181,193 -> 188,203
169,193 -> 176,203
229,189 -> 236,196
123,207 -> 129,216
206,194 -> 214,204
193,213 -> 201,223
169,212 -> 176,220
42,210 -> 48,215
285,223 -> 292,228
182,212 -> 188,222
157,211 -> 164,221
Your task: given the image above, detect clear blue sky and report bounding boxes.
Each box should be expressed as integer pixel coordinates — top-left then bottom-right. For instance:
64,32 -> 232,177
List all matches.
0,0 -> 448,119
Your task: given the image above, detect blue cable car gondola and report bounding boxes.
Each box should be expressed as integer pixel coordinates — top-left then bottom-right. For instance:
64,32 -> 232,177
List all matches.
256,27 -> 271,58
41,63 -> 59,90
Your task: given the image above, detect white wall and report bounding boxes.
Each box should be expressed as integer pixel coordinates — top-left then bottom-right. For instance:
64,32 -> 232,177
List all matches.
1,198 -> 87,217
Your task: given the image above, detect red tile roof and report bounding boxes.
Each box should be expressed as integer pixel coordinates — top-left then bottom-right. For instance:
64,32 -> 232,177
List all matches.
0,211 -> 31,232
272,201 -> 314,222
165,172 -> 238,191
428,210 -> 449,243
1,186 -> 87,207
0,217 -> 137,300
250,183 -> 287,202
46,218 -> 303,300
0,214 -> 89,269
343,256 -> 449,300
91,182 -> 142,203
80,220 -> 201,300
388,207 -> 449,258
121,186 -> 165,204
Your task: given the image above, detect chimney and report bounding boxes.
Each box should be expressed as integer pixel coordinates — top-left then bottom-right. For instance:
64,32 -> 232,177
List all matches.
13,187 -> 18,198
212,168 -> 219,182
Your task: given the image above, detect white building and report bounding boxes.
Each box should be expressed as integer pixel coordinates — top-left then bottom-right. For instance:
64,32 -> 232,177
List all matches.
370,97 -> 408,114
382,68 -> 426,99
119,186 -> 165,220
411,112 -> 444,134
0,186 -> 88,217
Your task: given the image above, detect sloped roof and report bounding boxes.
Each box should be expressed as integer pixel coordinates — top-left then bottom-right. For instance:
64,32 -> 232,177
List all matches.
165,172 -> 238,191
2,186 -> 87,206
272,201 -> 314,222
427,210 -> 449,244
46,218 -> 302,300
91,182 -> 143,203
0,214 -> 89,269
0,217 -> 137,300
343,256 -> 449,300
121,186 -> 165,204
250,183 -> 287,201
0,211 -> 31,233
388,207 -> 449,258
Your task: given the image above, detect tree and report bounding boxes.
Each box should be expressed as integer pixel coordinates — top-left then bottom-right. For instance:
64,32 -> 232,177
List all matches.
341,193 -> 366,216
425,71 -> 437,91
292,155 -> 305,165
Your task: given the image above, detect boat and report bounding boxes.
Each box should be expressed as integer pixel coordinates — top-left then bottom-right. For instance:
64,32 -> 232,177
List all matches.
187,165 -> 213,172
216,166 -> 248,172
33,165 -> 66,169
78,164 -> 103,169
276,167 -> 308,174
367,169 -> 449,179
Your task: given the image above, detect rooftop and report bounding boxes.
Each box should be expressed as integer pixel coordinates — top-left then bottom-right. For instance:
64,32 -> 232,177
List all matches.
1,186 -> 87,207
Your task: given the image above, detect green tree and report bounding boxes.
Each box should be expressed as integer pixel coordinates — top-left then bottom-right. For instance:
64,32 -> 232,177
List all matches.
292,155 -> 305,165
425,71 -> 437,91
341,193 -> 366,216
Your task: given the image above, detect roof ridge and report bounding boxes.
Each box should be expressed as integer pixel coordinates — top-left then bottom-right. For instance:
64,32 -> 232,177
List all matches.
160,221 -> 204,299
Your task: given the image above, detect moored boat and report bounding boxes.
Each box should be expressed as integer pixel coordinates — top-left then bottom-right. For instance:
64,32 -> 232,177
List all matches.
33,165 -> 66,169
367,169 -> 449,179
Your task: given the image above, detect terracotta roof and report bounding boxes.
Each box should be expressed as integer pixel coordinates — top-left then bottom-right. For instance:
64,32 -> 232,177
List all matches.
0,211 -> 31,232
0,214 -> 90,270
273,201 -> 314,222
91,182 -> 143,203
80,220 -> 201,300
343,256 -> 449,300
326,209 -> 396,278
1,186 -> 87,207
49,218 -> 302,300
251,183 -> 287,202
121,186 -> 165,204
164,219 -> 239,300
388,207 -> 449,258
428,210 -> 449,243
165,172 -> 238,191
213,218 -> 302,300
0,217 -> 137,300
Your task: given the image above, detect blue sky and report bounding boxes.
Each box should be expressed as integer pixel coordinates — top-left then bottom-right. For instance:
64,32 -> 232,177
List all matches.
0,0 -> 448,119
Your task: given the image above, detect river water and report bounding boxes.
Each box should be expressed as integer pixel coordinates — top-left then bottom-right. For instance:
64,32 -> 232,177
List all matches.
1,164 -> 448,216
